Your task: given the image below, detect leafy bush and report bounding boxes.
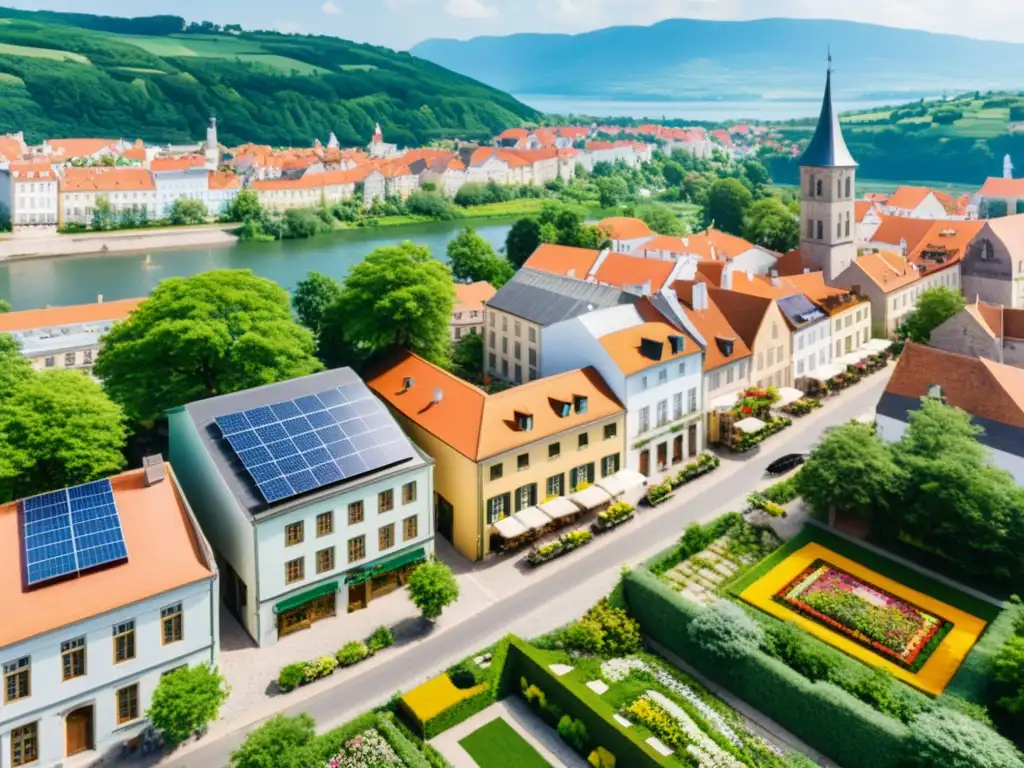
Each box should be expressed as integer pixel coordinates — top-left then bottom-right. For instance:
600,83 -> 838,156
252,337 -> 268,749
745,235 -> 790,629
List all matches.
588,747 -> 616,768
557,714 -> 590,754
562,620 -> 606,655
336,641 -> 369,668
762,476 -> 800,505
406,191 -> 460,220
147,664 -> 228,747
447,660 -> 481,690
367,625 -> 395,654
584,599 -> 641,656
375,711 -> 433,768
278,662 -> 305,693
688,600 -> 764,661
904,707 -> 1024,768
302,656 -> 337,683
645,481 -> 672,505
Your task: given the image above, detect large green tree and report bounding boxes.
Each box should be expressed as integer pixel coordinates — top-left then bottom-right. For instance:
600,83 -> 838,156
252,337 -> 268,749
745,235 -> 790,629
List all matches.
291,271 -> 343,338
635,203 -> 687,236
147,664 -> 229,747
597,176 -> 628,208
796,422 -> 902,522
451,332 -> 484,383
319,242 -> 454,369
703,177 -> 754,235
0,364 -> 127,502
899,286 -> 966,343
742,197 -> 800,252
231,714 -> 318,768
446,227 -> 514,288
226,188 -> 262,223
168,198 -> 209,226
94,270 -> 322,425
505,217 -> 542,270
407,558 -> 460,621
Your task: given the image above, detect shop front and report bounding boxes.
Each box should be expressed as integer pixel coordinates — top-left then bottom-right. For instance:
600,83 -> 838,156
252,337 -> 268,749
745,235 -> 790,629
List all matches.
344,546 -> 427,613
275,581 -> 339,638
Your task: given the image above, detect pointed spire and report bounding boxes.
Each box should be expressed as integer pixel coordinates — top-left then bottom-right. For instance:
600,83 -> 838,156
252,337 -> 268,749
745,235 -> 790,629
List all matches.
799,56 -> 857,168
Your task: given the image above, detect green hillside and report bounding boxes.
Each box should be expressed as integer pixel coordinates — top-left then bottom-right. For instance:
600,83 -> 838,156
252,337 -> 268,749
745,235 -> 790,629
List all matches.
762,92 -> 1024,186
0,8 -> 539,146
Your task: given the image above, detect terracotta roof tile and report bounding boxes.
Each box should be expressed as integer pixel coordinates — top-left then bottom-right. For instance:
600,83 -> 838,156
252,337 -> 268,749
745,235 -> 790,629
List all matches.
0,297 -> 144,333
886,343 -> 1024,429
45,138 -> 117,160
0,466 -> 214,647
598,300 -> 699,375
208,171 -> 241,190
368,352 -> 623,461
250,167 -> 364,191
885,185 -> 933,211
851,250 -> 919,293
677,229 -> 761,260
979,177 -> 1024,198
636,235 -> 689,254
592,252 -> 675,292
60,167 -> 155,192
597,216 -> 653,241
150,154 -> 206,172
453,281 -> 496,311
706,287 -> 773,348
523,243 -> 601,279
672,281 -> 752,371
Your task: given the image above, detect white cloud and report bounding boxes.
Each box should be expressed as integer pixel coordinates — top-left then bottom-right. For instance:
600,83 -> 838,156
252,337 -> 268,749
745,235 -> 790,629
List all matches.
321,1 -> 340,14
445,0 -> 498,19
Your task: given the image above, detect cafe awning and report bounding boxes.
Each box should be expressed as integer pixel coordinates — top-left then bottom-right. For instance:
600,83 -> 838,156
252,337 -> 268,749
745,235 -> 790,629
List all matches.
513,506 -> 554,532
734,417 -> 767,434
774,387 -> 804,407
836,352 -> 864,367
596,469 -> 647,498
709,392 -> 739,411
569,484 -> 614,511
537,496 -> 580,520
493,515 -> 529,539
343,546 -> 426,585
863,338 -> 892,354
274,580 -> 338,614
807,362 -> 846,382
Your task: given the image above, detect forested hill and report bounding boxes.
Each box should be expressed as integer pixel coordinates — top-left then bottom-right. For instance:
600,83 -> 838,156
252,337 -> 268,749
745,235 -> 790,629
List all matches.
0,8 -> 539,147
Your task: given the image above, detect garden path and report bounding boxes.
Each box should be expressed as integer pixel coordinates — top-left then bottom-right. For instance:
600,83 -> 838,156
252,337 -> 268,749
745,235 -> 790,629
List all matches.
431,698 -> 588,768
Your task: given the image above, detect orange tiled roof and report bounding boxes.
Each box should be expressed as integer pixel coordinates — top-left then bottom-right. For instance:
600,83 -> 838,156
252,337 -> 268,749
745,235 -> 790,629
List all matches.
672,281 -> 752,371
886,185 -> 934,211
9,160 -> 55,182
0,136 -> 25,162
676,229 -> 761,260
45,137 -> 116,160
870,215 -> 936,251
454,281 -> 496,311
250,167 -> 365,191
637,235 -> 690,254
0,297 -> 144,333
523,243 -> 601,279
597,216 -> 653,241
852,250 -> 920,293
592,252 -> 675,292
706,287 -> 773,349
368,352 -> 624,461
60,167 -> 155,193
886,343 -> 1024,429
0,466 -> 214,647
497,128 -> 529,142
150,154 -> 206,172
694,260 -> 726,287
855,200 -> 876,223
598,300 -> 700,375
979,177 -> 1024,198
208,171 -> 241,190
965,301 -> 1024,340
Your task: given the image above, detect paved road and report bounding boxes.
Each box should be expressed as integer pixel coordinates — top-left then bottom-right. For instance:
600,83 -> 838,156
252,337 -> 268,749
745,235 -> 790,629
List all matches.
162,377 -> 888,767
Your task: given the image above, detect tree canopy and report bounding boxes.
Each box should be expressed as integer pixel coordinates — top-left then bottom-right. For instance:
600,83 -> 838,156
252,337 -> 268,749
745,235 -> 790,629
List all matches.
168,198 -> 209,226
505,218 -> 542,270
291,271 -> 343,338
703,177 -> 753,235
446,227 -> 514,288
231,714 -> 319,768
319,242 -> 454,369
742,197 -> 800,253
0,347 -> 127,502
407,558 -> 460,620
451,332 -> 484,383
94,270 -> 322,425
147,664 -> 229,747
635,202 -> 687,236
899,286 -> 966,343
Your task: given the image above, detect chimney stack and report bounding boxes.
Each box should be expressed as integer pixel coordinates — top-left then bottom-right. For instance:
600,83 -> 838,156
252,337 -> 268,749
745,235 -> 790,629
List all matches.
142,454 -> 165,486
693,281 -> 709,311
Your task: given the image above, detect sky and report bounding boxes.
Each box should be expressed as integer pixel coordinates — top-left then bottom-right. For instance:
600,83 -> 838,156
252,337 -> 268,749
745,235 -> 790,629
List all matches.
8,0 -> 1024,50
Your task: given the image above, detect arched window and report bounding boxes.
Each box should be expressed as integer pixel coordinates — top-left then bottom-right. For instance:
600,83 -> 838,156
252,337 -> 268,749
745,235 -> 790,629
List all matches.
845,212 -> 851,237
816,179 -> 823,197
845,176 -> 852,198
816,220 -> 823,240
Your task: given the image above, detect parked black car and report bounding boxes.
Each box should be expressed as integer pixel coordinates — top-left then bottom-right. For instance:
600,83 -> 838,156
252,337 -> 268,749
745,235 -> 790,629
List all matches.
765,453 -> 806,476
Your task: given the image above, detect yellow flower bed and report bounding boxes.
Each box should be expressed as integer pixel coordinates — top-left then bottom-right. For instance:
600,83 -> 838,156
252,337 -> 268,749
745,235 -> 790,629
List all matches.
740,542 -> 987,695
400,673 -> 489,727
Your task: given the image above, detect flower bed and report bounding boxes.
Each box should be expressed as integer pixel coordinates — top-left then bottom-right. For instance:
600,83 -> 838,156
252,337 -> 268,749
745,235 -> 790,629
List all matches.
526,529 -> 593,566
730,417 -> 792,453
780,397 -> 821,417
746,492 -> 786,518
278,625 -> 395,692
671,452 -> 720,487
592,501 -> 635,533
325,727 -> 403,768
625,692 -> 747,768
644,481 -> 674,507
774,559 -> 953,672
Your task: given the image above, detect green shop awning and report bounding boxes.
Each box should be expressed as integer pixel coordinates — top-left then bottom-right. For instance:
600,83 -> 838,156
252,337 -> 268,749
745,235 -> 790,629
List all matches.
273,580 -> 338,614
344,547 -> 426,586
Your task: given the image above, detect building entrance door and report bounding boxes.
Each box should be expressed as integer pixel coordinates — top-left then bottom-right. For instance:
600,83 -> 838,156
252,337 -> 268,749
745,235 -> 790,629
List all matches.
639,449 -> 650,477
66,705 -> 93,757
435,494 -> 454,543
348,582 -> 368,613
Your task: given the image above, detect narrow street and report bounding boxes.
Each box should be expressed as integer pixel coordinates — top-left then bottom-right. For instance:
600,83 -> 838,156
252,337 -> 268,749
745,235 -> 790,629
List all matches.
159,373 -> 890,767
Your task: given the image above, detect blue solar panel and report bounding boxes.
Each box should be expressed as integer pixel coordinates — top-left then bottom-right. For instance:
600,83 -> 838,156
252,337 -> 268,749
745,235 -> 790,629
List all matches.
216,383 -> 416,504
20,478 -> 128,588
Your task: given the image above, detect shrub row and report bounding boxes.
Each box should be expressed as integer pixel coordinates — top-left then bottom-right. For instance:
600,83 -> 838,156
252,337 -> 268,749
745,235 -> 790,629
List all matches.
647,511 -> 746,575
624,568 -> 909,768
277,625 -> 394,693
945,600 -> 1024,705
376,711 -> 433,768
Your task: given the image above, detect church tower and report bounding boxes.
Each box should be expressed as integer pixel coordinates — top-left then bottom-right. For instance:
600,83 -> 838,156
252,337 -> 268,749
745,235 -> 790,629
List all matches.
204,116 -> 220,170
799,59 -> 858,283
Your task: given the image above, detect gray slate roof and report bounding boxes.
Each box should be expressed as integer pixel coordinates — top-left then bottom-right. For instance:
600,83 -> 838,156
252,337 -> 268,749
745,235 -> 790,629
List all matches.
487,268 -> 640,326
183,368 -> 427,519
800,68 -> 858,168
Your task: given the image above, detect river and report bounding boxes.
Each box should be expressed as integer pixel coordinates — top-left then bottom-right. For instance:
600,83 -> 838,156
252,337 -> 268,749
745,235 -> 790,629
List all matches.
0,219 -> 513,311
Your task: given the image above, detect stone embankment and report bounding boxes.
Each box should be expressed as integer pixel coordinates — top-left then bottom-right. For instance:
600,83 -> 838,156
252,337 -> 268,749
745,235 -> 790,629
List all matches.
0,225 -> 239,261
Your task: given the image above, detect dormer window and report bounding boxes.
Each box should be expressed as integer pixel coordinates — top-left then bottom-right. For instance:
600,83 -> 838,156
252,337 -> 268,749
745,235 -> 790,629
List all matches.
573,395 -> 588,414
668,335 -> 685,355
557,401 -> 571,418
515,411 -> 533,432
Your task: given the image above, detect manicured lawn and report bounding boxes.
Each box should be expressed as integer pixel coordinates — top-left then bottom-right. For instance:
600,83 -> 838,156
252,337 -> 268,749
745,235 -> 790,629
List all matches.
458,717 -> 551,768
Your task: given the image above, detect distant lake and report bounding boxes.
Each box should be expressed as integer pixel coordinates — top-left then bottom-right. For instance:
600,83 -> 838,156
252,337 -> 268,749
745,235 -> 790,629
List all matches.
516,95 -> 917,122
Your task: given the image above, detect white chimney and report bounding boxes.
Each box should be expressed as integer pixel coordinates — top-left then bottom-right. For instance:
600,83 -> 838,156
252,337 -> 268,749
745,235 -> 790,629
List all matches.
97,294 -> 103,303
567,268 -> 576,278
693,282 -> 709,311
803,267 -> 810,274
432,387 -> 444,404
771,276 -> 781,287
770,269 -> 779,278
642,280 -> 652,296
721,268 -> 733,290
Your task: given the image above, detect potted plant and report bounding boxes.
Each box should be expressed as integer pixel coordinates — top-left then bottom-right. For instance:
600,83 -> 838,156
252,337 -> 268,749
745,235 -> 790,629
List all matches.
592,501 -> 635,533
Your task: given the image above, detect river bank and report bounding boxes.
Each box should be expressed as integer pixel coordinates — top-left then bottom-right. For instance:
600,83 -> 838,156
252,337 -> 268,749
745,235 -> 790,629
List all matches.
0,224 -> 240,262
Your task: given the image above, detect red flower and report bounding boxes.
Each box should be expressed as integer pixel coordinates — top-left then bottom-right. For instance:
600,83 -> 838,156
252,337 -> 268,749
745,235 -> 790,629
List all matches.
741,406 -> 753,415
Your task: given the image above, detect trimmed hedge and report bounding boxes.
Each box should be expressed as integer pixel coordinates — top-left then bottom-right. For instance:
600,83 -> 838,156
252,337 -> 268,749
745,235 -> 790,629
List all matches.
945,601 -> 1024,705
624,568 -> 909,768
376,711 -> 432,768
506,637 -> 665,766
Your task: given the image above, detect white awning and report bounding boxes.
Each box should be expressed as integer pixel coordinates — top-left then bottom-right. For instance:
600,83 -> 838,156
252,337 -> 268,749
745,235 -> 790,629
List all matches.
806,362 -> 846,381
709,392 -> 739,411
836,352 -> 864,367
775,387 -> 805,407
863,338 -> 892,354
734,417 -> 767,434
537,496 -> 580,520
492,515 -> 529,539
596,469 -> 647,498
513,506 -> 554,532
569,485 -> 614,511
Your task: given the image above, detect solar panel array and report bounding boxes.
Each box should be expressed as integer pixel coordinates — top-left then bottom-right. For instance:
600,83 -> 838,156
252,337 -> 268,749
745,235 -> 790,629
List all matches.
21,478 -> 129,587
215,382 -> 415,505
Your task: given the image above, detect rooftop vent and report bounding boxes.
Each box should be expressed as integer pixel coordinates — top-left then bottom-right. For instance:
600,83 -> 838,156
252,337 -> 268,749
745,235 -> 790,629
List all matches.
640,337 -> 664,361
432,387 -> 444,404
142,454 -> 165,486
668,335 -> 685,355
402,376 -> 415,390
715,336 -> 735,357
515,411 -> 534,431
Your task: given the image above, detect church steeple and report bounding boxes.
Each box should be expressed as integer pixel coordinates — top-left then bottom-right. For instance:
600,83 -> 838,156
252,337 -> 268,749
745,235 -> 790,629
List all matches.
800,58 -> 857,168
